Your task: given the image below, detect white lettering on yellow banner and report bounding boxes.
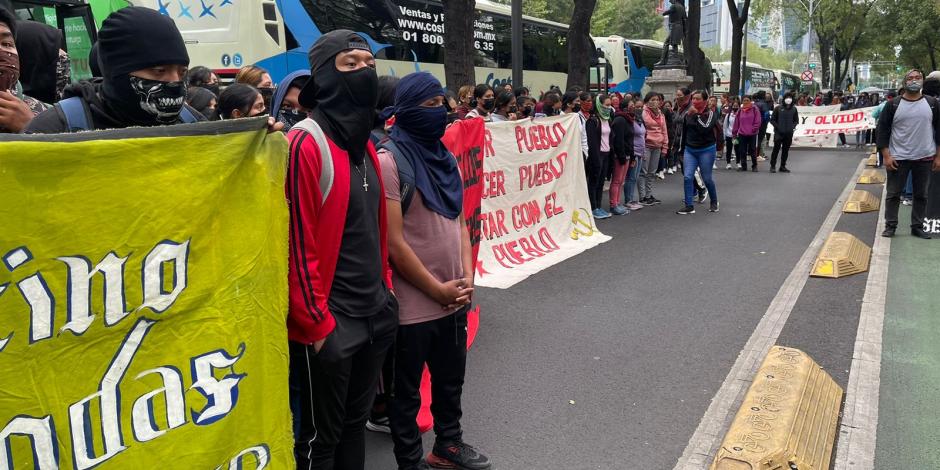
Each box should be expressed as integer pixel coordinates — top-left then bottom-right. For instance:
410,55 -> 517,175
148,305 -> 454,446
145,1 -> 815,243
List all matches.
475,114 -> 610,289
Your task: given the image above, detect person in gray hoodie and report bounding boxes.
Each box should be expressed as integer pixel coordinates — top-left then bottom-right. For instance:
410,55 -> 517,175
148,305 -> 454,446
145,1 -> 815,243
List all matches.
769,91 -> 799,173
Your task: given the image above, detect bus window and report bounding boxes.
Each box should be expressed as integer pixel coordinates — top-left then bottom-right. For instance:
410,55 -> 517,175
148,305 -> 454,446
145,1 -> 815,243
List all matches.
522,22 -> 567,73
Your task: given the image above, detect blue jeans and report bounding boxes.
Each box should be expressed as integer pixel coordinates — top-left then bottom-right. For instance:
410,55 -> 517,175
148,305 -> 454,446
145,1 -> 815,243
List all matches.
624,157 -> 642,204
683,145 -> 718,207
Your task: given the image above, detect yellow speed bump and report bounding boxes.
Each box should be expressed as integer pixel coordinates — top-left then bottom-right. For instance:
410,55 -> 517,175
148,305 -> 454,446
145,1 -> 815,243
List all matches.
711,346 -> 843,470
857,169 -> 885,184
811,232 -> 871,278
843,189 -> 881,213
865,153 -> 878,167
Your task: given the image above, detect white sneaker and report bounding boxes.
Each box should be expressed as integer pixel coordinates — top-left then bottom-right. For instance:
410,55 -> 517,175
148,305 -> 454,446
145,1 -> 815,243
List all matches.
726,163 -> 733,170
667,168 -> 675,175
656,170 -> 665,180
713,162 -> 718,169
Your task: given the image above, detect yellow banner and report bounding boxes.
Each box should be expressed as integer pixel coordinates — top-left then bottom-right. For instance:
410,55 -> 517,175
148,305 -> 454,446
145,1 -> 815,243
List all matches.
0,119 -> 293,469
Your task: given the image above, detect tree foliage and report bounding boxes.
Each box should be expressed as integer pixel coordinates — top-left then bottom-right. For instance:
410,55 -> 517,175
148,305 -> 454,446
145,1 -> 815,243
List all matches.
591,0 -> 662,39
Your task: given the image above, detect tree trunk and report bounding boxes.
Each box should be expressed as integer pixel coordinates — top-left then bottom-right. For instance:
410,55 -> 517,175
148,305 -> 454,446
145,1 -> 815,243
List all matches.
728,22 -> 744,96
443,0 -> 476,90
819,39 -> 832,89
725,0 -> 749,96
684,0 -> 709,90
566,0 -> 597,91
833,49 -> 844,90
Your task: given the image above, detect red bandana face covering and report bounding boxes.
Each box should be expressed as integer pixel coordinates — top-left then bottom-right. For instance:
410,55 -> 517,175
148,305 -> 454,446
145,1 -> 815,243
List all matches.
0,51 -> 20,92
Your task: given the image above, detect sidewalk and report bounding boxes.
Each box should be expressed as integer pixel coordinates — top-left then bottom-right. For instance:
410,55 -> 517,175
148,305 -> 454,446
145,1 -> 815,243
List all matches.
875,205 -> 940,469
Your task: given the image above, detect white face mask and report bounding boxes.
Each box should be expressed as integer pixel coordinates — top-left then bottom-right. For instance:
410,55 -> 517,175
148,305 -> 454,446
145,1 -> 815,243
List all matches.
784,98 -> 793,105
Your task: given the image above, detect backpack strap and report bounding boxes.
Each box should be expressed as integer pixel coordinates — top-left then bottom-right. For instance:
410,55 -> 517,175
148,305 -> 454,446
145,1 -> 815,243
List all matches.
57,97 -> 92,132
291,118 -> 334,207
376,138 -> 417,214
179,106 -> 199,123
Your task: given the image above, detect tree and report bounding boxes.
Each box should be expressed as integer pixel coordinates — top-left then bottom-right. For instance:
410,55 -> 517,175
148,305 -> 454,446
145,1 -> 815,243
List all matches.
725,0 -> 753,96
443,0 -> 477,90
684,0 -> 711,90
592,0 -> 662,38
566,0 -> 598,90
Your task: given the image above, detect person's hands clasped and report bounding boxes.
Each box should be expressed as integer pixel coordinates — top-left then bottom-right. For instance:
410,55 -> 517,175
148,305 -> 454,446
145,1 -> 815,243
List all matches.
436,278 -> 473,311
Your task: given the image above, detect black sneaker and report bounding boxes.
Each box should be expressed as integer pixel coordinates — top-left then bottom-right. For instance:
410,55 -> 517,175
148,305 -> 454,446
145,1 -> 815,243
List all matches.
401,462 -> 432,470
738,167 -> 747,172
649,196 -> 662,205
428,441 -> 492,470
676,205 -> 695,215
696,191 -> 707,204
912,228 -> 933,239
779,167 -> 791,173
882,227 -> 896,238
770,167 -> 776,173
709,202 -> 719,212
752,166 -> 758,172
640,197 -> 654,206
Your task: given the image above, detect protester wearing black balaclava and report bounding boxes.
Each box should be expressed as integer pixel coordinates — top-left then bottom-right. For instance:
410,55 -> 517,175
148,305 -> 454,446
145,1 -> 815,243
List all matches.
378,72 -> 493,470
285,29 -> 397,470
14,19 -> 64,104
26,7 -> 207,133
298,29 -> 378,163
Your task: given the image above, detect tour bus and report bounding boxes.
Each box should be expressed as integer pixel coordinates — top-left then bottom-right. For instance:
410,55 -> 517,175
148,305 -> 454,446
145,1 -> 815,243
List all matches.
774,69 -> 801,97
129,0 -> 570,92
591,36 -> 665,95
712,61 -> 776,96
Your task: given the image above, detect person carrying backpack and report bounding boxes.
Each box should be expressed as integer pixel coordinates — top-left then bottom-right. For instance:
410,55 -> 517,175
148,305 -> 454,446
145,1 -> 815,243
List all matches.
876,69 -> 940,239
377,72 -> 491,470
26,7 -> 208,133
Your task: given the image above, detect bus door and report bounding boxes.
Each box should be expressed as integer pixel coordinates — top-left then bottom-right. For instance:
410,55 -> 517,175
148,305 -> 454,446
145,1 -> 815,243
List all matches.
5,0 -> 98,81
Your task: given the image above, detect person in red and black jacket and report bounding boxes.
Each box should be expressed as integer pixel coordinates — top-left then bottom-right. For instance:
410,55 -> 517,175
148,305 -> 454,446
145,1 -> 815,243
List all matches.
286,30 -> 399,470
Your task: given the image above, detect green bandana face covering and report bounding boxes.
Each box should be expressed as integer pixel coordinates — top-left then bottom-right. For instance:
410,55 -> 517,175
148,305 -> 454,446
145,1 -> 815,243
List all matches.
596,96 -> 611,121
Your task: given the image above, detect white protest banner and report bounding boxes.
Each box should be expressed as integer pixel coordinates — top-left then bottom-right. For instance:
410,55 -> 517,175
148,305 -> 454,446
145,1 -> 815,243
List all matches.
767,105 -> 877,147
475,114 -> 610,289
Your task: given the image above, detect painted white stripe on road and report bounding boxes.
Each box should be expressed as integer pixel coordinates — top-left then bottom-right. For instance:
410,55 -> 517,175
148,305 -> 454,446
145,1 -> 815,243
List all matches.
833,186 -> 890,470
673,160 -> 868,470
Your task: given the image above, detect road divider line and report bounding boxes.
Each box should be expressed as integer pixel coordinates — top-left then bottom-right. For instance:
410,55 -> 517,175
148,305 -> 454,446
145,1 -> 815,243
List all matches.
673,160 -> 868,470
832,186 -> 890,470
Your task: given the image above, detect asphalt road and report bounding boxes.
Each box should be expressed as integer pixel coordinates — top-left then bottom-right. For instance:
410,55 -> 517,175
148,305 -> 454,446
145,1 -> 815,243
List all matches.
365,148 -> 874,470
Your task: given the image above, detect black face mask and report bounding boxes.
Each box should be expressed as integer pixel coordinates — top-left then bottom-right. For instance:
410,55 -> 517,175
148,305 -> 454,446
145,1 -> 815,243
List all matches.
202,83 -> 221,97
104,74 -> 187,125
278,109 -> 306,129
523,106 -> 534,117
482,98 -> 495,111
258,87 -> 275,110
572,104 -> 581,113
508,105 -> 517,115
309,65 -> 378,162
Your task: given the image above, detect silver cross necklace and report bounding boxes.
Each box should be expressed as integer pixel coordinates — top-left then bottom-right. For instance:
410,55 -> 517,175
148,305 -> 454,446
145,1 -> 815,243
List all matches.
352,160 -> 369,192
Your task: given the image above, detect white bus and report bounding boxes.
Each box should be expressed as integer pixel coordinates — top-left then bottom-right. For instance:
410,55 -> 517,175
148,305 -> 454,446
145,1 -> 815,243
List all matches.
712,61 -> 775,96
591,36 -> 665,95
129,0 -> 569,92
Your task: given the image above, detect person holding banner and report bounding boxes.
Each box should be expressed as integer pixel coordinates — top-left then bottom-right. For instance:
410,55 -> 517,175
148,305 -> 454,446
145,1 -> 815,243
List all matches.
769,92 -> 799,173
465,84 -> 494,121
286,30 -> 399,469
677,90 -> 720,215
25,7 -> 211,133
876,69 -> 940,239
0,7 -> 49,133
377,71 -> 492,470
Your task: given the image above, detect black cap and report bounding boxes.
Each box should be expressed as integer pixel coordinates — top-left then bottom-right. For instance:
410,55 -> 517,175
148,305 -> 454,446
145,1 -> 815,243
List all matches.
297,30 -> 371,108
98,7 -> 189,79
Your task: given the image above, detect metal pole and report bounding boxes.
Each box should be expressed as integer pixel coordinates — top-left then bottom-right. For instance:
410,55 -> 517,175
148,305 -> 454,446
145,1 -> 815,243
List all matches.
511,0 -> 523,89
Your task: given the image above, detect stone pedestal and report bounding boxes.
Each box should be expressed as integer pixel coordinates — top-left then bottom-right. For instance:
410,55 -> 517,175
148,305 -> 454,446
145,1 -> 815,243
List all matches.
645,68 -> 693,104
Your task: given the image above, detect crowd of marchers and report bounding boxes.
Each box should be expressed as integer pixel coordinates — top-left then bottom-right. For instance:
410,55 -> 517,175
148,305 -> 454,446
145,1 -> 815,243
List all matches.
3,5 -> 939,470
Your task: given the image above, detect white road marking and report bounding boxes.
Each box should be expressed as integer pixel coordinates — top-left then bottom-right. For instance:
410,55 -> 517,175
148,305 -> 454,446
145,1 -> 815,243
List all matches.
833,186 -> 890,469
673,160 -> 868,469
